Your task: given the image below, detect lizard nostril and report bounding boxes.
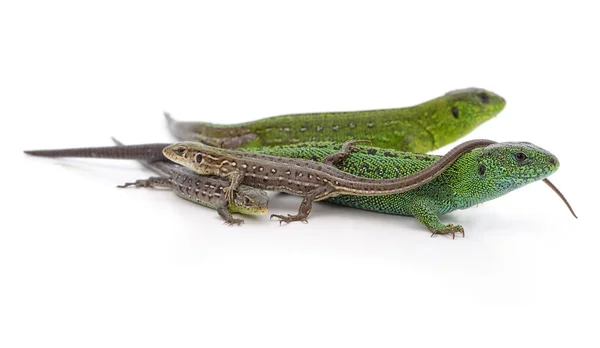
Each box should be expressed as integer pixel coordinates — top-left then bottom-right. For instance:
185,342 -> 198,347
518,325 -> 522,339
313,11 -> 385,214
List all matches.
549,157 -> 556,165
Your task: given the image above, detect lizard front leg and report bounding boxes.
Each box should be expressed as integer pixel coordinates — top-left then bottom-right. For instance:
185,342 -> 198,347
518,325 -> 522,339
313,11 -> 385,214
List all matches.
223,170 -> 245,203
217,201 -> 245,226
270,185 -> 333,224
322,140 -> 372,165
117,176 -> 172,189
410,198 -> 464,239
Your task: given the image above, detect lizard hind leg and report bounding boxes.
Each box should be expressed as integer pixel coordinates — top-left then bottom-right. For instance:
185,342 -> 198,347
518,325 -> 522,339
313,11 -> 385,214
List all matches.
270,185 -> 332,224
322,139 -> 372,165
117,176 -> 172,189
410,198 -> 465,239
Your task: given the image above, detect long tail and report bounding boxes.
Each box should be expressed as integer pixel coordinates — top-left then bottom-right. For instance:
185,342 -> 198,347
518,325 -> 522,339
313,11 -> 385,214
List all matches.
110,138 -> 171,177
24,143 -> 170,162
165,112 -> 207,141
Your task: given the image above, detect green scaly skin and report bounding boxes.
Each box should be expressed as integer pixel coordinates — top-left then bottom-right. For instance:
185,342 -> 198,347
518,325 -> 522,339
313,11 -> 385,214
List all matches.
166,88 -> 506,153
247,141 -> 559,236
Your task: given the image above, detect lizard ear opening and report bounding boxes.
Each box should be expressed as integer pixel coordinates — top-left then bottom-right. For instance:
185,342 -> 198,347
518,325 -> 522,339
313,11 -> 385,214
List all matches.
478,164 -> 486,176
195,153 -> 203,163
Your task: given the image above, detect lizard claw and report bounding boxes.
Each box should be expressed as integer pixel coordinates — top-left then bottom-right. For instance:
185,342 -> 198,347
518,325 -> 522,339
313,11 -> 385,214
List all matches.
117,180 -> 148,188
224,218 -> 244,226
270,214 -> 308,224
430,224 -> 465,239
349,139 -> 372,149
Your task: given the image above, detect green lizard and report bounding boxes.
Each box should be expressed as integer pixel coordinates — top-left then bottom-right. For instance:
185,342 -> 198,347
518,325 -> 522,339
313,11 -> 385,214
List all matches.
166,87 -> 505,153
165,140 -> 574,237
247,141 -> 575,235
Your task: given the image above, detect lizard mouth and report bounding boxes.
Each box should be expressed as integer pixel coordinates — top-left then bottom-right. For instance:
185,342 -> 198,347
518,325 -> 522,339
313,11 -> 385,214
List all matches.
253,207 -> 269,215
240,205 -> 269,215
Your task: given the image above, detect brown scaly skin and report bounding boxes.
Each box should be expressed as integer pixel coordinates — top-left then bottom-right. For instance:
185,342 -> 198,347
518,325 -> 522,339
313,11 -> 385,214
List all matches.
24,141 -> 269,225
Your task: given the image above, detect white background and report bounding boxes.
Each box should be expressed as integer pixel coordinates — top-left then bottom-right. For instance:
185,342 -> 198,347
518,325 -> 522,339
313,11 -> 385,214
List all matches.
1,1 -> 598,347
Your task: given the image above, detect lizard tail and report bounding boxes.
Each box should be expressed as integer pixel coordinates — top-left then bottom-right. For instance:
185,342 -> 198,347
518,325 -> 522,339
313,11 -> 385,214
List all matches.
24,143 -> 170,162
165,111 -> 208,141
110,137 -> 170,177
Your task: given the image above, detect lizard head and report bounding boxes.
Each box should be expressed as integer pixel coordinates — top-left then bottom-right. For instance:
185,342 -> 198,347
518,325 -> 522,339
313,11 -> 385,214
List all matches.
424,88 -> 506,149
452,142 -> 561,207
163,142 -> 232,176
478,142 -> 559,186
230,185 -> 269,215
163,142 -> 269,215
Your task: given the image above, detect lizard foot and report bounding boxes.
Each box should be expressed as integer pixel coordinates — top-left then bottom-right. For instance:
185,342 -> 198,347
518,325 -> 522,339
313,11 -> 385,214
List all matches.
117,180 -> 151,188
430,224 -> 465,240
224,218 -> 245,226
270,214 -> 309,225
323,139 -> 373,165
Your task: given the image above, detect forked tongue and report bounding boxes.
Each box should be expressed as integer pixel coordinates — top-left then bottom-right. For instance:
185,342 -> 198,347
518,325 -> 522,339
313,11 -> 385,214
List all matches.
543,179 -> 578,218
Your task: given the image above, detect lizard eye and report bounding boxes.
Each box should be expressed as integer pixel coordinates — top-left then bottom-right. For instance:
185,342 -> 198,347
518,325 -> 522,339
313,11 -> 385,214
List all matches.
514,152 -> 527,162
244,197 -> 252,206
195,153 -> 203,163
479,164 -> 486,176
174,147 -> 186,155
452,107 -> 459,119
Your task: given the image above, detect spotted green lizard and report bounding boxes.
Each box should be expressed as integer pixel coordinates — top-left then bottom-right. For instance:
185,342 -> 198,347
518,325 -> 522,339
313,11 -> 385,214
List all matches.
166,87 -> 505,153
